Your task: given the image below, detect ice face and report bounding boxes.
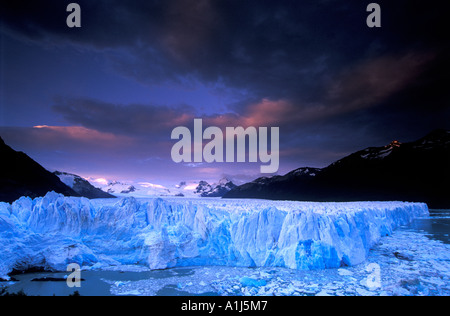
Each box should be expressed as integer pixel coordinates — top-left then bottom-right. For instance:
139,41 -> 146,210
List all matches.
0,192 -> 429,278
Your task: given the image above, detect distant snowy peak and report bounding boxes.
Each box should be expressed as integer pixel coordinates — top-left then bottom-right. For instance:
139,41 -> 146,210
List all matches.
97,180 -> 175,197
53,171 -> 115,199
194,181 -> 212,195
104,181 -> 138,194
119,185 -> 136,194
209,179 -> 237,197
217,177 -> 235,186
85,177 -> 236,198
195,178 -> 237,197
93,178 -> 226,198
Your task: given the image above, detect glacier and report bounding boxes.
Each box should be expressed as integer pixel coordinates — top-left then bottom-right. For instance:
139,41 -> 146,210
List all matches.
0,192 -> 429,279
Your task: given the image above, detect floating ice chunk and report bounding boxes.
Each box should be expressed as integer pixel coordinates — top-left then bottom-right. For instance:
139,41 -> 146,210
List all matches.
338,268 -> 353,276
356,288 -> 375,296
316,289 -> 332,296
118,290 -> 141,296
114,281 -> 128,287
240,277 -> 267,288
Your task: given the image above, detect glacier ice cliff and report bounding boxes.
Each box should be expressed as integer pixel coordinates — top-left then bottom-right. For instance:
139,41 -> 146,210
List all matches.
0,192 -> 429,278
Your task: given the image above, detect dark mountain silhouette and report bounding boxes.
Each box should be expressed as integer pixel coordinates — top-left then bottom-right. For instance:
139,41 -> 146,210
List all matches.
224,130 -> 450,209
0,137 -> 80,203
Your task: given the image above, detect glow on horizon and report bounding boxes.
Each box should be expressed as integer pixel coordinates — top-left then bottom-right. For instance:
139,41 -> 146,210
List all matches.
138,182 -> 167,190
183,183 -> 199,191
92,178 -> 109,186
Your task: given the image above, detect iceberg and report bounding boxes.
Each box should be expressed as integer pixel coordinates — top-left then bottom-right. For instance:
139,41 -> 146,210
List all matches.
0,192 -> 428,278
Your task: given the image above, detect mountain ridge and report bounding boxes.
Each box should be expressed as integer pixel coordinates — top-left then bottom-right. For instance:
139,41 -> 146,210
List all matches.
224,129 -> 450,208
93,177 -> 237,198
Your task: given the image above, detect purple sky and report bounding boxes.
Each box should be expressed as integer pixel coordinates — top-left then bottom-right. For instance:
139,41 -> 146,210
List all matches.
1,0 -> 449,186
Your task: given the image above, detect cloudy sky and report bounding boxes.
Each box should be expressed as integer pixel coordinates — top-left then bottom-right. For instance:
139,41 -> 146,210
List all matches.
0,0 -> 449,186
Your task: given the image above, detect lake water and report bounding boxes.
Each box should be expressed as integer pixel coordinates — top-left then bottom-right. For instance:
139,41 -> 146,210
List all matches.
407,209 -> 450,244
2,210 -> 449,296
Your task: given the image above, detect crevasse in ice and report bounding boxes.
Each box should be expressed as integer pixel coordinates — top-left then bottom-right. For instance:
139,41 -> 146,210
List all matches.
0,192 -> 428,278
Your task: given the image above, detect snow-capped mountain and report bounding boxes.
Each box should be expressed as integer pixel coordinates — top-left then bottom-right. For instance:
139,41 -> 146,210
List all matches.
225,129 -> 450,208
93,178 -> 237,198
92,180 -> 187,198
194,178 -> 237,197
194,181 -> 213,195
53,171 -> 115,199
102,181 -> 139,195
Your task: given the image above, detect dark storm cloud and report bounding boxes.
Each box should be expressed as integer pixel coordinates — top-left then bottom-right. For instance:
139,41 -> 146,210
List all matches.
52,97 -> 196,137
3,0 -> 447,102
